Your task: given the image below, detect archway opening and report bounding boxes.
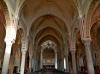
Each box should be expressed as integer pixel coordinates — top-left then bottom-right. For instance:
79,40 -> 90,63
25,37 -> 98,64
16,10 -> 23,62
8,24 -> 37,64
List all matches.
40,40 -> 57,69
42,48 -> 55,68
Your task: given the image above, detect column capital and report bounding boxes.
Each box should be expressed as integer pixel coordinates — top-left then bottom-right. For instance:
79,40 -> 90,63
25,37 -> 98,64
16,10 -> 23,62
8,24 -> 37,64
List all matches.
82,38 -> 91,47
5,40 -> 15,46
69,39 -> 76,52
5,25 -> 17,43
70,50 -> 76,55
21,50 -> 27,55
21,43 -> 28,53
70,47 -> 76,52
21,37 -> 28,52
82,37 -> 91,42
5,36 -> 15,46
21,36 -> 28,42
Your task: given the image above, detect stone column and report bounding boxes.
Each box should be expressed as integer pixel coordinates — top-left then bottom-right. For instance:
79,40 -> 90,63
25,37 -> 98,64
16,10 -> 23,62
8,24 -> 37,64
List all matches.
83,39 -> 94,74
32,58 -> 35,71
32,52 -> 37,71
2,24 -> 17,74
60,57 -> 64,71
20,51 -> 26,74
71,50 -> 77,74
14,48 -> 21,73
2,41 -> 13,74
29,55 -> 32,72
79,57 -> 84,67
29,43 -> 33,72
66,56 -> 69,72
55,53 -> 57,69
20,38 -> 28,74
64,48 -> 69,72
69,37 -> 77,74
35,58 -> 38,71
40,49 -> 43,69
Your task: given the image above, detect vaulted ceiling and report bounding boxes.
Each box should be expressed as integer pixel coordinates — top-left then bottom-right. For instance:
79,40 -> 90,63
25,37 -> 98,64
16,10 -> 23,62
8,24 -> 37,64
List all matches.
0,0 -> 100,62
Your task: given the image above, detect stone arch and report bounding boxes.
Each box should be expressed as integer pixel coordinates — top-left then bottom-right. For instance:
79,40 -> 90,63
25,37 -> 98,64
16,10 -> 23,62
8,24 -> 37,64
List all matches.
39,40 -> 58,69
29,15 -> 69,51
37,35 -> 62,57
87,0 -> 100,28
34,31 -> 63,59
34,27 -> 63,49
34,26 -> 64,43
38,36 -> 61,56
29,13 -> 70,35
0,0 -> 9,46
0,0 -> 11,27
42,43 -> 56,66
18,0 -> 78,38
90,21 -> 100,67
81,0 -> 100,39
38,34 -> 61,48
31,15 -> 66,33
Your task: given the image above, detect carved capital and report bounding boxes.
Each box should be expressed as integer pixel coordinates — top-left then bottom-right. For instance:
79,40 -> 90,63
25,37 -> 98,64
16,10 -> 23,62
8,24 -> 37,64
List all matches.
5,39 -> 15,46
70,49 -> 76,53
21,37 -> 28,52
21,50 -> 27,55
69,42 -> 76,52
82,37 -> 91,45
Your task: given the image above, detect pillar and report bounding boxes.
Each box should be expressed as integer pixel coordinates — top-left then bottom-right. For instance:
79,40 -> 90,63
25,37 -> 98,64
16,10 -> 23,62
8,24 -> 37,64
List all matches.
55,53 -> 57,69
57,58 -> 60,70
20,50 -> 26,74
14,48 -> 21,73
64,46 -> 69,72
60,57 -> 64,71
29,55 -> 32,72
69,37 -> 77,74
32,58 -> 35,71
32,52 -> 37,71
66,56 -> 69,72
2,23 -> 17,74
40,49 -> 43,69
83,39 -> 95,74
79,57 -> 84,67
71,50 -> 77,74
20,38 -> 28,74
2,41 -> 13,74
35,57 -> 38,71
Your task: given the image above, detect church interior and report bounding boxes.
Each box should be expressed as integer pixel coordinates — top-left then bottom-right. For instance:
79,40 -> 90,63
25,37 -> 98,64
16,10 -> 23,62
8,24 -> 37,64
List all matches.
0,0 -> 100,74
